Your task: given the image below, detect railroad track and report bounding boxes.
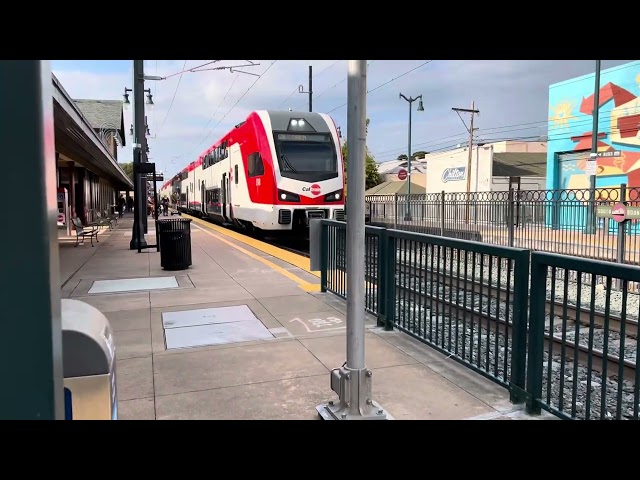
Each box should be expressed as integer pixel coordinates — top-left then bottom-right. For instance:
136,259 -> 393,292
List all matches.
183,211 -> 311,257
328,258 -> 638,381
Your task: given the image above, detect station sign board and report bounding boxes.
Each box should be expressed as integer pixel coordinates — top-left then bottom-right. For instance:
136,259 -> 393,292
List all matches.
595,203 -> 640,222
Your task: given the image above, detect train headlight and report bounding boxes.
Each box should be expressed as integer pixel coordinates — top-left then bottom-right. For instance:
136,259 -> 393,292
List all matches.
278,189 -> 300,202
324,190 -> 343,202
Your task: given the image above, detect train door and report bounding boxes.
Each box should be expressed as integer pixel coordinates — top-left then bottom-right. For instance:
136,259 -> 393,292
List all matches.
221,173 -> 228,221
201,180 -> 206,215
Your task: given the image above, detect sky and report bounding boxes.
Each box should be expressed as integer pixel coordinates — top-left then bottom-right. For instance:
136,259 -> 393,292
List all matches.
51,59 -> 636,181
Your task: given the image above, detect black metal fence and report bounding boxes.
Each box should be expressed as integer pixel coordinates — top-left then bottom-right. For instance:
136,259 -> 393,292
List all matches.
366,186 -> 640,266
319,219 -> 640,420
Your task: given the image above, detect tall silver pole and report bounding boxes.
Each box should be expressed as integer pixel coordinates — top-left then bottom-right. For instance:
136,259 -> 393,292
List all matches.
316,60 -> 389,420
346,59 -> 367,371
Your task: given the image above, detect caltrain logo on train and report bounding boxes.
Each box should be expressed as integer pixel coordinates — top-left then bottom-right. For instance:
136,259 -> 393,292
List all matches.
302,184 -> 322,196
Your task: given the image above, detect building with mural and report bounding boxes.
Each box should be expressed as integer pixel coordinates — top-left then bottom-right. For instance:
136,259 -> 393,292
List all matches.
547,60 -> 640,232
547,60 -> 640,191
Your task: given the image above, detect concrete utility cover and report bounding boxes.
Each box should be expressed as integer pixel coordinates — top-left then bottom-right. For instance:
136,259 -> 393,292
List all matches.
162,305 -> 274,350
162,305 -> 257,328
88,276 -> 179,294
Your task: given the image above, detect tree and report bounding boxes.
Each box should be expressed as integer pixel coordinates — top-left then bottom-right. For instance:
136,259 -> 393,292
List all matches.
412,150 -> 428,159
397,154 -> 408,162
119,162 -> 134,182
341,118 -> 382,194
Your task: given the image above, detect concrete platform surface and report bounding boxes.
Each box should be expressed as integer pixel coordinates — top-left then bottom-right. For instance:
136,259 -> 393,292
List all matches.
58,213 -> 543,420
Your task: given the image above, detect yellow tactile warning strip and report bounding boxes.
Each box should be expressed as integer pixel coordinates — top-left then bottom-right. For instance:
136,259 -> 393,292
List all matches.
186,215 -> 320,292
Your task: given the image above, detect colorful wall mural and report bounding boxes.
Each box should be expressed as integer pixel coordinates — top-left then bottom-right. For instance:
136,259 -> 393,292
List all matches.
547,61 -> 640,194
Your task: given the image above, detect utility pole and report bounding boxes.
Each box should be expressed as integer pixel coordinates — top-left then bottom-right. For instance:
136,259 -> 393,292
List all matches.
308,65 -> 313,112
585,60 -> 601,235
129,60 -> 147,250
399,93 -> 424,221
316,60 -> 388,421
298,65 -> 313,112
452,101 -> 479,223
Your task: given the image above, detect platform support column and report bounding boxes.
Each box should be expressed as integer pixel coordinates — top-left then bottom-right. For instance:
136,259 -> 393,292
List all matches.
316,60 -> 389,421
0,60 -> 64,419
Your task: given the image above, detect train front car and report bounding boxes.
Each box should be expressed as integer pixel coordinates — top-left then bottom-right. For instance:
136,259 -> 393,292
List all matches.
258,110 -> 345,233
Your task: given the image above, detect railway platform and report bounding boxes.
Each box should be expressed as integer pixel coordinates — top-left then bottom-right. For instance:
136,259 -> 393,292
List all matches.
59,212 -> 552,420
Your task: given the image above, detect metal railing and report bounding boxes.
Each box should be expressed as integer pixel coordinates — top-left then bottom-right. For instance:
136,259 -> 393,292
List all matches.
318,219 -> 640,420
366,186 -> 640,265
527,252 -> 639,420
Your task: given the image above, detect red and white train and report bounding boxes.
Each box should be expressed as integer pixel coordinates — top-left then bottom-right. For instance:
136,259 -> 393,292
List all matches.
159,110 -> 345,236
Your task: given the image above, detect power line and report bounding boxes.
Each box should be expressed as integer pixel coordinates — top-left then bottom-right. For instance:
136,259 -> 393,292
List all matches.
191,60 -> 278,158
156,60 -> 188,136
162,60 -> 220,79
186,73 -> 241,160
371,105 -> 637,161
327,61 -> 433,114
305,60 -> 376,110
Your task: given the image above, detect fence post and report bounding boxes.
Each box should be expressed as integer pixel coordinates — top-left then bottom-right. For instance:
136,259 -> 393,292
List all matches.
616,183 -> 627,265
509,249 -> 530,404
376,228 -> 388,327
507,187 -> 515,247
440,190 -> 445,237
384,233 -> 396,331
320,221 -> 328,292
393,194 -> 398,230
525,253 -> 547,415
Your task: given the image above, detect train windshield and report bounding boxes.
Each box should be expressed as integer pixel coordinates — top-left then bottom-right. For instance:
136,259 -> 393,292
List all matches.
274,133 -> 338,181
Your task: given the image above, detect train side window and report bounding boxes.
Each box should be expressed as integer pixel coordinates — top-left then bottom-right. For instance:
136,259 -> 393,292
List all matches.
234,164 -> 238,184
248,152 -> 264,177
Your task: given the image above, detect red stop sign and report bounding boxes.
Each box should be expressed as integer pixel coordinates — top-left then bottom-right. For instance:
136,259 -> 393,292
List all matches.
398,168 -> 407,180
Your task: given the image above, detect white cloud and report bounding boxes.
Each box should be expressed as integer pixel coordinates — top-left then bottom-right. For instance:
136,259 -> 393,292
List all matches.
52,59 -> 636,180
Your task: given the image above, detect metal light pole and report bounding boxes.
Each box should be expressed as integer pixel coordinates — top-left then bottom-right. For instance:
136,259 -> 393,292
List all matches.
316,60 -> 389,421
399,93 -> 424,221
128,60 -> 148,250
585,60 -> 601,235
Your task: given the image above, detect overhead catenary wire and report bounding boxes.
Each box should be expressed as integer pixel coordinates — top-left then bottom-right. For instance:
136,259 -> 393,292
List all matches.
187,60 -> 278,160
186,73 -> 241,160
156,60 -> 188,136
326,60 -> 433,114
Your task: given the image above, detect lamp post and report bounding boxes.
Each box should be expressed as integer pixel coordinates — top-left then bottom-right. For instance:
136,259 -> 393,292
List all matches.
399,93 -> 424,221
123,62 -> 154,250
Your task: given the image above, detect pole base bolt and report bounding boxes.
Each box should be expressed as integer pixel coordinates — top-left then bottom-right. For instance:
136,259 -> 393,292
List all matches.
341,413 -> 347,419
377,409 -> 384,415
366,370 -> 372,377
328,401 -> 334,406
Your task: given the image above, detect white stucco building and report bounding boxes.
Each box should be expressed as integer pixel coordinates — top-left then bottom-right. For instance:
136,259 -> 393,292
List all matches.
423,140 -> 547,193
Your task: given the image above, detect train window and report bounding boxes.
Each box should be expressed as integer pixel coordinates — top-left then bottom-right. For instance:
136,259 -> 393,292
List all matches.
248,152 -> 264,177
234,164 -> 238,184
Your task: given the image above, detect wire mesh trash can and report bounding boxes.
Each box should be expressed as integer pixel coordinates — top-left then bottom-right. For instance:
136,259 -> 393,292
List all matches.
158,218 -> 192,270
